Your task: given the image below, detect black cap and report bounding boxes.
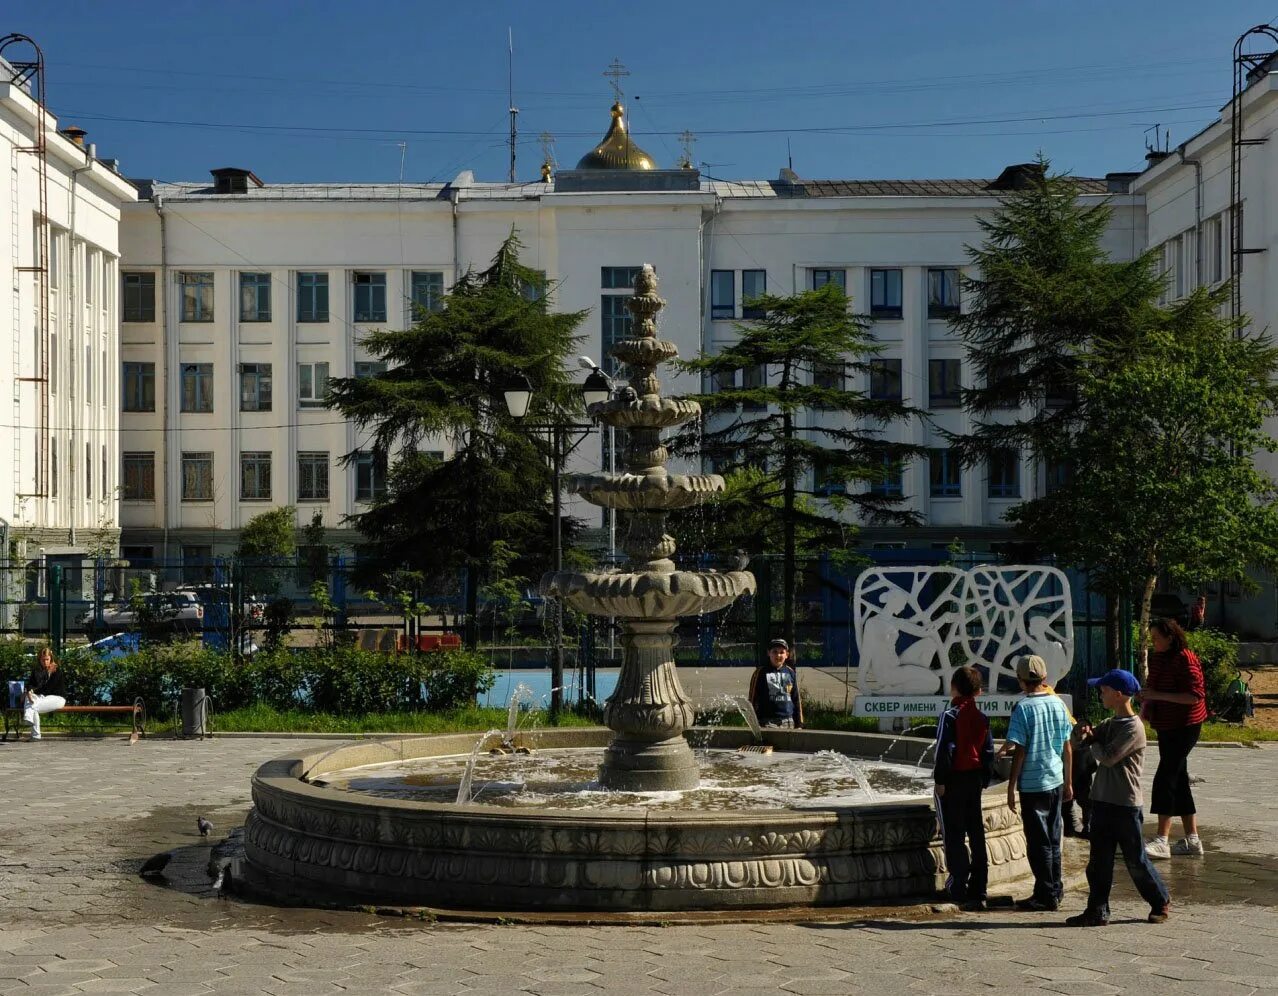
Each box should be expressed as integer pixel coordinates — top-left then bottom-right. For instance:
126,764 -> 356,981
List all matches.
769,638 -> 789,651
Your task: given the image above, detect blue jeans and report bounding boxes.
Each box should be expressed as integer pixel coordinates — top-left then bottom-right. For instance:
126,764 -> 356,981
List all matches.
1085,801 -> 1170,919
1020,787 -> 1064,906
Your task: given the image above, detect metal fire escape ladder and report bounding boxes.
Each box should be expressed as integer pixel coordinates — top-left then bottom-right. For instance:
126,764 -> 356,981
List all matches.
3,34 -> 51,501
1229,25 -> 1278,322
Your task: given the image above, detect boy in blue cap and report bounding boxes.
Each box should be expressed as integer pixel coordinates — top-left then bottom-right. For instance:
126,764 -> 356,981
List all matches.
1066,669 -> 1172,927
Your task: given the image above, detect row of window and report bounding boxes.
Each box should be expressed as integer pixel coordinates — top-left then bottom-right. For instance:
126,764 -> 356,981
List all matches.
121,270 -> 445,324
1158,212 -> 1229,304
834,449 -> 1026,500
711,357 -> 1072,411
122,450 -> 389,503
707,267 -> 961,322
41,440 -> 110,502
121,360 -> 386,413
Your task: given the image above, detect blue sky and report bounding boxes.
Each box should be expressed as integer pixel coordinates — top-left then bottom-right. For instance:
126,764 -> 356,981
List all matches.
11,0 -> 1278,184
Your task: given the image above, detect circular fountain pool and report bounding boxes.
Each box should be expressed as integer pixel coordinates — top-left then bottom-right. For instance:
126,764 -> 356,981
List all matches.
241,727 -> 1029,914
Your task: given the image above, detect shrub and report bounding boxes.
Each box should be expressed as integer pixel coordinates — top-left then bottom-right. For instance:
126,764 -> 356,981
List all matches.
1185,627 -> 1239,714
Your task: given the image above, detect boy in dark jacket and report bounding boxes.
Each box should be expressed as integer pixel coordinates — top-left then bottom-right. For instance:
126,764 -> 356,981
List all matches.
934,665 -> 996,910
748,638 -> 802,729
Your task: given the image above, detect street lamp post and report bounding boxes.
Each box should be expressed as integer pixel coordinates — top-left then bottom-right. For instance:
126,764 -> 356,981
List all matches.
505,366 -> 612,714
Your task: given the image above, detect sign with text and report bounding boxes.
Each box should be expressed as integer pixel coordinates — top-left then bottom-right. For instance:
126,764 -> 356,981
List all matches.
851,693 -> 1073,718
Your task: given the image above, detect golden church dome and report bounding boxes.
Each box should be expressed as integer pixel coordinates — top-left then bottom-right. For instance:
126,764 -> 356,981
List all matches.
575,102 -> 657,170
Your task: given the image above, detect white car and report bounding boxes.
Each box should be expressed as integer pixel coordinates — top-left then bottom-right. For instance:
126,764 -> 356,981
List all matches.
79,591 -> 205,632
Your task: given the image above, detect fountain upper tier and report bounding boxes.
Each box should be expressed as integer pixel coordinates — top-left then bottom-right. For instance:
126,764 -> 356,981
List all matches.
545,567 -> 755,619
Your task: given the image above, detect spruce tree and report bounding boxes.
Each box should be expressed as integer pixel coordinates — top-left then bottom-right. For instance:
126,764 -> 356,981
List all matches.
326,233 -> 586,647
676,281 -> 921,649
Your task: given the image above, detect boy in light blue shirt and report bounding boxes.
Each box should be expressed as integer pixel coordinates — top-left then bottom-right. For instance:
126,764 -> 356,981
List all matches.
1005,654 -> 1074,912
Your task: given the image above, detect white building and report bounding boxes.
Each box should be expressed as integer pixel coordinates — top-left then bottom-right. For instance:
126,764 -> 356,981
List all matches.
0,53 -> 137,583
116,102 -> 1146,581
1134,41 -> 1278,636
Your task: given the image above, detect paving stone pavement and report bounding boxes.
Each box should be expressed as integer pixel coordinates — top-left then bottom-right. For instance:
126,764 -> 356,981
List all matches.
1,735 -> 1275,995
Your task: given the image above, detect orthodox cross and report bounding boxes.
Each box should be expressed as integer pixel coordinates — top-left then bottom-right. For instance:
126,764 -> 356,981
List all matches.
604,58 -> 630,101
678,130 -> 697,169
538,131 -> 557,169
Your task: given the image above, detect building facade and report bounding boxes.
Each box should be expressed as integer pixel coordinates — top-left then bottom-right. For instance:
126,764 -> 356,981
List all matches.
0,64 -> 136,581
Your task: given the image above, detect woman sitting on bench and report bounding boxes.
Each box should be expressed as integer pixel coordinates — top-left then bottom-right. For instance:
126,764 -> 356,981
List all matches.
23,647 -> 65,741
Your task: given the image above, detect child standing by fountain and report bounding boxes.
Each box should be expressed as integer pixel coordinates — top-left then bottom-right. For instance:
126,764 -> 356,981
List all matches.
933,665 -> 995,911
1066,669 -> 1171,927
748,639 -> 803,729
1005,654 -> 1074,912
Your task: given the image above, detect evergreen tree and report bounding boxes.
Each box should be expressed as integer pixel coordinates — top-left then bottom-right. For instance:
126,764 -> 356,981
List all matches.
953,159 -> 1164,659
1010,286 -> 1278,675
676,282 -> 921,649
326,233 -> 586,647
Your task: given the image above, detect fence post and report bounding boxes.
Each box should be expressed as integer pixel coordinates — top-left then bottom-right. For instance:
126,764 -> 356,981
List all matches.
49,564 -> 64,657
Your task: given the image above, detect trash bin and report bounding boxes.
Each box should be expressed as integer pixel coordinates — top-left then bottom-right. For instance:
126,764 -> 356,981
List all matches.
180,686 -> 209,738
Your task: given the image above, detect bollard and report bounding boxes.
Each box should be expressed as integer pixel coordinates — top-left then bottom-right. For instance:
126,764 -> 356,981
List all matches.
180,687 -> 209,738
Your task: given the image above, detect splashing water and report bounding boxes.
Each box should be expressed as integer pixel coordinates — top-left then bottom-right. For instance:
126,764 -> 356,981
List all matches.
816,750 -> 880,801
455,729 -> 503,805
505,683 -> 537,745
913,740 -> 938,776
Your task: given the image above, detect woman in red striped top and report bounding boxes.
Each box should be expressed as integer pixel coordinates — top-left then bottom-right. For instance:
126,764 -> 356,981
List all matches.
1141,617 -> 1208,859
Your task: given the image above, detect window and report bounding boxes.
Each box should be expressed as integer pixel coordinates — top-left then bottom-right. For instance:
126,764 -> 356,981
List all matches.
711,369 -> 737,393
410,271 -> 444,314
1174,235 -> 1188,298
182,544 -> 214,585
122,272 -> 155,322
354,361 -> 387,379
601,266 -> 641,289
929,448 -> 961,497
179,271 -> 214,322
85,442 -> 93,500
51,439 -> 57,498
710,270 -> 735,319
987,356 -> 1020,409
355,450 -> 387,501
869,268 -> 903,319
122,452 -> 155,500
85,345 -> 92,406
181,452 -> 213,501
1045,459 -> 1072,496
297,452 -> 329,502
50,334 -> 57,395
122,362 -> 155,412
239,363 -> 273,412
297,272 -> 329,322
742,363 -> 767,411
869,358 -> 902,401
180,363 -> 214,413
102,445 -> 107,499
239,272 -> 271,322
240,451 -> 272,500
988,449 -> 1020,499
600,295 -> 632,376
812,269 -> 846,291
298,361 -> 330,408
85,250 -> 96,305
927,268 -> 960,318
121,545 -> 155,566
1044,359 -> 1075,409
813,463 -> 844,497
813,360 -> 844,392
871,455 -> 904,497
742,270 -> 766,319
1160,238 -> 1181,304
928,359 -> 961,408
353,271 -> 387,322
1207,215 -> 1224,284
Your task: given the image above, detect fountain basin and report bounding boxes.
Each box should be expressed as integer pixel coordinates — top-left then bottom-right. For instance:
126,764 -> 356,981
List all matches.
241,727 -> 1029,913
543,569 -> 756,618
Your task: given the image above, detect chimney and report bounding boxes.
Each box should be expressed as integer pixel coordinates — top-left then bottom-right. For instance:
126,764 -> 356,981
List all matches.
986,162 -> 1046,191
1105,171 -> 1139,193
61,126 -> 87,147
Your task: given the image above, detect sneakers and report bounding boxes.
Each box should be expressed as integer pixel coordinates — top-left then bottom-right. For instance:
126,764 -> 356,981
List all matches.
1148,905 -> 1171,924
1066,910 -> 1109,927
1171,837 -> 1204,856
1145,837 -> 1171,860
1015,897 -> 1059,912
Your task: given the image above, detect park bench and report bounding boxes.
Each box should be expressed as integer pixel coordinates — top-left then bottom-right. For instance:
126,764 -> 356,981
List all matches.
2,698 -> 146,745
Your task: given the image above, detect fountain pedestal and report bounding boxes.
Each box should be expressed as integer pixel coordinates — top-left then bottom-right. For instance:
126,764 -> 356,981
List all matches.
542,264 -> 755,793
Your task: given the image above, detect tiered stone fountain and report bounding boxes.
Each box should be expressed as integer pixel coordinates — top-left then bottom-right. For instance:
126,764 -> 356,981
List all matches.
238,266 -> 1033,914
543,264 -> 755,792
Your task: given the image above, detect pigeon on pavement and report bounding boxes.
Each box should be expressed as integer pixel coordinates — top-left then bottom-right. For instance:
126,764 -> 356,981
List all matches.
197,816 -> 213,838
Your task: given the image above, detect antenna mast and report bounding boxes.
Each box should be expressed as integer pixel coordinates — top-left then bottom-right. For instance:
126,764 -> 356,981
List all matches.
508,28 -> 518,183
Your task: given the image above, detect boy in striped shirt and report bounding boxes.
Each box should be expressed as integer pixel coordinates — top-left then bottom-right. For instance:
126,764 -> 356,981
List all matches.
1005,654 -> 1074,912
